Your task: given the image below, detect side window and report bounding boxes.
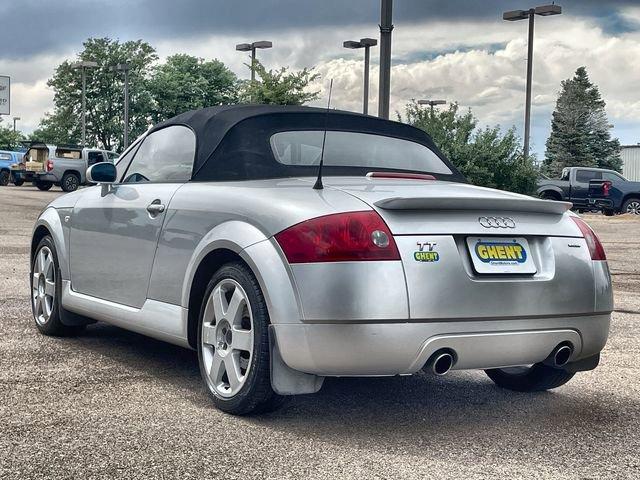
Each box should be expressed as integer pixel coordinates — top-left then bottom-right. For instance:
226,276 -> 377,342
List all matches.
123,126 -> 196,183
602,172 -> 623,183
115,141 -> 142,182
575,170 -> 601,183
87,151 -> 103,166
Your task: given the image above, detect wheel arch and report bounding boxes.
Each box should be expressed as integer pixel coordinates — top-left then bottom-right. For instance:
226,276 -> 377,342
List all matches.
181,220 -> 302,350
537,187 -> 563,200
32,208 -> 70,280
621,193 -> 640,210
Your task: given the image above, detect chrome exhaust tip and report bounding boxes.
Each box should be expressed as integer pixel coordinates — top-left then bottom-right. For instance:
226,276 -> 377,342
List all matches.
425,350 -> 455,376
545,343 -> 573,368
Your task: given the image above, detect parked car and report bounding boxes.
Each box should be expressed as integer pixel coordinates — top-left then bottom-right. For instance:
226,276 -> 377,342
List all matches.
30,105 -> 613,415
537,166 -> 640,215
12,143 -> 118,191
0,149 -> 23,186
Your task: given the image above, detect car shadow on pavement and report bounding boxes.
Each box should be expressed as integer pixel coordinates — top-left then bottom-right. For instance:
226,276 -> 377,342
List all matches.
71,322 -> 628,451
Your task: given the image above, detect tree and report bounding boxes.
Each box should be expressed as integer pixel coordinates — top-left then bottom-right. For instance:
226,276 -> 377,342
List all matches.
148,54 -> 239,123
402,101 -> 538,195
544,67 -> 621,175
37,37 -> 157,151
240,61 -> 320,105
0,120 -> 25,150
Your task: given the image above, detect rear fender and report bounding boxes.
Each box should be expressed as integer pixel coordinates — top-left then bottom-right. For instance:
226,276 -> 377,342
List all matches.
180,221 -> 302,325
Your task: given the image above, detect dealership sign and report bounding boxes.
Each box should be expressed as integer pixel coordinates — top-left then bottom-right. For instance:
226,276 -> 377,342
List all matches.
0,76 -> 9,115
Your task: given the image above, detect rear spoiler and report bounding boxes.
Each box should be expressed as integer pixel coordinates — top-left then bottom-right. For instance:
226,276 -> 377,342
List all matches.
374,196 -> 573,215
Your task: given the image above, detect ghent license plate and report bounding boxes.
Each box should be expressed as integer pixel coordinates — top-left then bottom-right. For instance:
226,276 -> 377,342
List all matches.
466,237 -> 537,275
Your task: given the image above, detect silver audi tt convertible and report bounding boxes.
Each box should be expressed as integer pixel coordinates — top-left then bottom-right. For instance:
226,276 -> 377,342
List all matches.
31,105 -> 613,414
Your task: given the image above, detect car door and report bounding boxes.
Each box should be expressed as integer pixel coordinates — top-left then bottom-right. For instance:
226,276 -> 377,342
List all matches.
572,169 -> 601,206
69,125 -> 197,308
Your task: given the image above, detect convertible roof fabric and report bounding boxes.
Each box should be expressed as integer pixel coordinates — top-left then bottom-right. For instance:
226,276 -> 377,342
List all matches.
150,104 -> 465,182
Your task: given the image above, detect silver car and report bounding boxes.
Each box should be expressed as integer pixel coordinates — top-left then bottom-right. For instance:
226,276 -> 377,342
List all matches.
30,105 -> 613,415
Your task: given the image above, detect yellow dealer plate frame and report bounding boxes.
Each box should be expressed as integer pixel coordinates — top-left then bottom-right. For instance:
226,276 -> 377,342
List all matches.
466,236 -> 537,275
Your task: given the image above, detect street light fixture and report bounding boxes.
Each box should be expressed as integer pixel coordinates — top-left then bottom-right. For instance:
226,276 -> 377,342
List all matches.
343,38 -> 378,115
12,116 -> 20,132
110,63 -> 131,148
504,4 -> 562,159
417,99 -> 446,114
235,41 -> 273,82
71,60 -> 99,146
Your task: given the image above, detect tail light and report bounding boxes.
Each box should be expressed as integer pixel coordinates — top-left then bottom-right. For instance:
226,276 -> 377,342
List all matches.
602,180 -> 612,196
46,159 -> 54,172
275,211 -> 400,263
571,216 -> 606,261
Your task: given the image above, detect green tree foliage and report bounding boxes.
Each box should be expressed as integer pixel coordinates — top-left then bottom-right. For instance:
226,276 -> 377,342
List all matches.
0,120 -> 25,150
402,101 -> 538,195
240,61 -> 320,105
38,38 -> 157,151
148,54 -> 239,123
544,67 -> 621,175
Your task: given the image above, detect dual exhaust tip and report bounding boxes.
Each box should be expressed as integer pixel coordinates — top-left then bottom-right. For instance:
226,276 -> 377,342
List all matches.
423,342 -> 574,376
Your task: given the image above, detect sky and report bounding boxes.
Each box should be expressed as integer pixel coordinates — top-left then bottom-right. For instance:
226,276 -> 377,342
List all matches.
1,0 -> 640,158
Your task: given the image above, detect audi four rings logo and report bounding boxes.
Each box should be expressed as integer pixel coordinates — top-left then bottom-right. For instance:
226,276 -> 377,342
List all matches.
478,216 -> 516,228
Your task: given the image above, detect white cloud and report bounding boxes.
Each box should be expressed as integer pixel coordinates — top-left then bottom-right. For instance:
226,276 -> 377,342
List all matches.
3,12 -> 640,154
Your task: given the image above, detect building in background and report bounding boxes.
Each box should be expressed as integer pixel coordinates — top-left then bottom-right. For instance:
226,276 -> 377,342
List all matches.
621,145 -> 640,181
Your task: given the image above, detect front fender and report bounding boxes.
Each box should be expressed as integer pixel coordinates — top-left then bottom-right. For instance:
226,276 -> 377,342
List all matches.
33,207 -> 71,280
180,221 -> 302,325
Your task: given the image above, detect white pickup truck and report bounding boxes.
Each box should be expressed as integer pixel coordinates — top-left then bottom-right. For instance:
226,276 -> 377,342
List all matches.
12,143 -> 118,192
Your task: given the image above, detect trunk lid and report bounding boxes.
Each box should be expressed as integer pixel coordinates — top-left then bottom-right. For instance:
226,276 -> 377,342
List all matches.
324,177 -> 596,319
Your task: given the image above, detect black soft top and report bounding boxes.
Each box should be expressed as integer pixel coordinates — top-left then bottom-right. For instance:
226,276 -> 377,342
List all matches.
150,104 -> 464,182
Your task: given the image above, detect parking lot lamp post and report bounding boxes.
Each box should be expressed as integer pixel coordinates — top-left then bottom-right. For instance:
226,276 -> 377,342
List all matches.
111,63 -> 131,148
236,41 -> 273,83
12,116 -> 20,132
503,4 -> 562,159
71,61 -> 99,146
343,38 -> 378,115
417,99 -> 446,115
378,0 -> 393,119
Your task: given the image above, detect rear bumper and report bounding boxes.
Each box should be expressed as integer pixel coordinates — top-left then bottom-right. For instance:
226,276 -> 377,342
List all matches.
273,313 -> 611,376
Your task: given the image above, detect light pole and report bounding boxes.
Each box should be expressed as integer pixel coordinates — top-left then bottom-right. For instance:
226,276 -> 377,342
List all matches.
111,63 -> 131,148
378,0 -> 393,119
71,60 -> 98,146
12,116 -> 20,132
343,38 -> 378,115
235,41 -> 273,83
418,99 -> 446,115
504,4 -> 562,159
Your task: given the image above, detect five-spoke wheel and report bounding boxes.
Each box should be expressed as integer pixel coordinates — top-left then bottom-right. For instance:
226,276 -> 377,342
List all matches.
197,262 -> 285,415
201,279 -> 254,398
32,245 -> 56,326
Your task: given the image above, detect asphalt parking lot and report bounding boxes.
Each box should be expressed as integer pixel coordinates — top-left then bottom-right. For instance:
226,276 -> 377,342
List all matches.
1,185 -> 639,479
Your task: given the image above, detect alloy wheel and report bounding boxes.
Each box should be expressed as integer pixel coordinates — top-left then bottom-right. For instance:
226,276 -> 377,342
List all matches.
626,201 -> 640,215
32,246 -> 56,325
200,279 -> 254,398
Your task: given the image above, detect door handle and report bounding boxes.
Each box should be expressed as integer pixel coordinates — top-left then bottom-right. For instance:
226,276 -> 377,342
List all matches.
147,201 -> 165,215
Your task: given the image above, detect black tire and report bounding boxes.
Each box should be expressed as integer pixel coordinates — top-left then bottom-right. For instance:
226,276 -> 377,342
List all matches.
197,262 -> 285,415
622,197 -> 640,215
61,172 -> 80,192
13,179 -> 25,186
485,364 -> 575,392
603,208 -> 615,217
0,170 -> 9,186
35,181 -> 53,191
31,236 -> 85,337
539,191 -> 560,201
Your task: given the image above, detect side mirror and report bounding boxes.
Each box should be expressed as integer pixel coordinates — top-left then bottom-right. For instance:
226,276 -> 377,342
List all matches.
87,162 -> 117,184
